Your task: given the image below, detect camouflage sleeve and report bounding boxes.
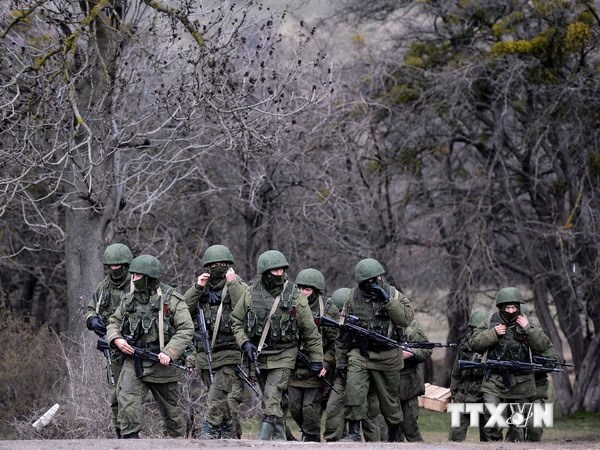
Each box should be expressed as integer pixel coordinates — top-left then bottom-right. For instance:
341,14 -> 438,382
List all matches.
227,276 -> 248,306
231,289 -> 252,347
449,338 -> 466,396
296,293 -> 323,363
163,293 -> 195,361
404,320 -> 433,363
85,282 -> 104,323
183,284 -> 202,316
322,303 -> 340,369
106,301 -> 125,344
385,289 -> 414,327
335,299 -> 351,367
523,323 -> 553,354
468,321 -> 498,353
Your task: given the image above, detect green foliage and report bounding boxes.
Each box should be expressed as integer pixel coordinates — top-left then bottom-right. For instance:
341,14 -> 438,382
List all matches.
490,29 -> 555,58
588,152 -> 600,183
0,305 -> 65,437
398,146 -> 423,175
405,41 -> 449,69
384,83 -> 421,104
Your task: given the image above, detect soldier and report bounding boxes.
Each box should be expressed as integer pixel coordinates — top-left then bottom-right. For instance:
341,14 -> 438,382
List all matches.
448,310 -> 491,442
106,255 -> 194,439
336,258 -> 414,442
397,319 -> 433,442
85,243 -> 133,438
287,268 -> 340,442
469,287 -> 553,442
184,244 -> 247,439
231,250 -> 324,440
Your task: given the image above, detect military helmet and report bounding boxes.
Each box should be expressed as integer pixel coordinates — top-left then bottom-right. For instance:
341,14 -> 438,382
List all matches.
354,258 -> 385,283
495,287 -> 524,307
102,243 -> 133,266
468,310 -> 488,327
202,244 -> 235,266
295,268 -> 325,292
129,255 -> 162,279
331,287 -> 351,310
257,250 -> 289,274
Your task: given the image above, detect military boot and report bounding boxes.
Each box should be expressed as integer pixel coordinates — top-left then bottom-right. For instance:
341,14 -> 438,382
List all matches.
387,425 -> 402,442
220,419 -> 234,439
121,432 -> 140,439
115,427 -> 122,439
341,420 -> 362,442
285,424 -> 298,441
302,432 -> 320,442
201,420 -> 221,439
258,416 -> 276,440
272,417 -> 287,440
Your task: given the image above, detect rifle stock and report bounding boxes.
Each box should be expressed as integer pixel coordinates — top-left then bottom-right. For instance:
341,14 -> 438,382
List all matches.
234,364 -> 260,396
296,350 -> 339,394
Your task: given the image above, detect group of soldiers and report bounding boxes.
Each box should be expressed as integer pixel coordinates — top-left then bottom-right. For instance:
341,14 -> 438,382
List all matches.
86,243 -> 557,442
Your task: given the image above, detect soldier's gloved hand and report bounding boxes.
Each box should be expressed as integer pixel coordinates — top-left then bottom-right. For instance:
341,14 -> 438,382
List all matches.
87,316 -> 107,337
308,361 -> 323,375
241,341 -> 258,362
370,283 -> 390,304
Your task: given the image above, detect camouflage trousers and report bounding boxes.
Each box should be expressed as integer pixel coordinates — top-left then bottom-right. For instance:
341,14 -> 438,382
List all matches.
107,356 -> 123,433
345,362 -> 402,426
448,408 -> 489,442
398,396 -> 422,441
200,365 -> 244,437
287,385 -> 323,437
483,392 -> 519,442
117,361 -> 186,437
257,368 -> 290,418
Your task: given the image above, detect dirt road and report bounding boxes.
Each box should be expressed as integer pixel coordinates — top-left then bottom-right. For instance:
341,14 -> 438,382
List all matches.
1,438 -> 599,450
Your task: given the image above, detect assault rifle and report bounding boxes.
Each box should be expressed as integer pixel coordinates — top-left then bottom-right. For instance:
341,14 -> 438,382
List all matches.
97,337 -> 187,379
458,359 -> 563,389
319,315 -> 455,357
296,351 -> 339,394
234,364 -> 260,396
196,307 -> 215,383
532,356 -> 574,368
92,292 -> 115,385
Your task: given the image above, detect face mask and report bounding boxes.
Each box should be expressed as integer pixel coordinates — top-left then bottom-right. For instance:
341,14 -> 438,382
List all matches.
133,276 -> 148,292
109,266 -> 126,282
208,265 -> 228,280
500,305 -> 520,323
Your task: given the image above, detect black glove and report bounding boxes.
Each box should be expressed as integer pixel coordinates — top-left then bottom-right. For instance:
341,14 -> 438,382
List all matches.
241,341 -> 258,362
370,283 -> 390,304
335,365 -> 347,379
87,316 -> 107,337
308,361 -> 323,375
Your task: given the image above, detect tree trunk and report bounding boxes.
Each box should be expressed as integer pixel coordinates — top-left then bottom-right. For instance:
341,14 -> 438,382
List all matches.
570,331 -> 600,412
65,208 -> 104,339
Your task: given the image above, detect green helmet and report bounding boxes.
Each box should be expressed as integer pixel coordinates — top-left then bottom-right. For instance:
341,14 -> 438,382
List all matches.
495,287 -> 524,307
354,258 -> 385,283
102,243 -> 133,266
202,244 -> 235,266
129,255 -> 162,279
295,268 -> 325,292
331,287 -> 351,310
468,310 -> 488,327
257,250 -> 289,274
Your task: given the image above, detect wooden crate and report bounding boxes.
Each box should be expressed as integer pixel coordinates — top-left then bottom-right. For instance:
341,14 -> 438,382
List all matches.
418,383 -> 451,412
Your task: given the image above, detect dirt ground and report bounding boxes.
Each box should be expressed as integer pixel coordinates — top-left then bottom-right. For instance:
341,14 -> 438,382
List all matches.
1,438 -> 599,450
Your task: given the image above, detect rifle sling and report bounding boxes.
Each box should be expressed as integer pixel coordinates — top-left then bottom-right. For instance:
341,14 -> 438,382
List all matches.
211,284 -> 227,348
157,286 -> 165,351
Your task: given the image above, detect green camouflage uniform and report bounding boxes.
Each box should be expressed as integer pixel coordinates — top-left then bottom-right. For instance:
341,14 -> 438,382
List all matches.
107,257 -> 194,438
526,340 -> 558,441
449,333 -> 493,440
396,319 -> 432,442
469,288 -> 553,442
85,243 -> 133,436
336,260 -> 414,442
287,294 -> 340,441
184,275 -> 247,438
231,258 -> 323,441
86,274 -> 131,431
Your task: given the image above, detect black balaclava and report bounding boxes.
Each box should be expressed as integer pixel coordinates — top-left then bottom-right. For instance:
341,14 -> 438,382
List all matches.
207,264 -> 228,291
133,276 -> 159,303
358,277 -> 382,297
262,270 -> 286,297
109,265 -> 128,284
500,303 -> 520,323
